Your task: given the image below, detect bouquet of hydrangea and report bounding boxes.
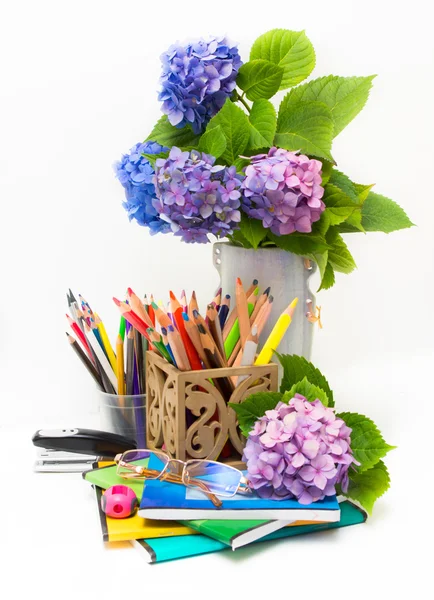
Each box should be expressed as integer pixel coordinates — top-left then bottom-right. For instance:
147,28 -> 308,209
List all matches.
114,29 -> 413,290
230,354 -> 395,514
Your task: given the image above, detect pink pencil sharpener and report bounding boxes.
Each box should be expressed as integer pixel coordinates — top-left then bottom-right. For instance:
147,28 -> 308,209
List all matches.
101,485 -> 138,519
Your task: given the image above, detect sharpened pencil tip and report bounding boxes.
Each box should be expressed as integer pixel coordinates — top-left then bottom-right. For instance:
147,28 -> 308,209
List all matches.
169,290 -> 176,301
264,287 -> 271,296
112,297 -> 121,306
236,277 -> 242,285
182,312 -> 189,321
151,301 -> 159,310
225,294 -> 230,299
192,309 -> 199,317
268,295 -> 274,303
289,297 -> 298,309
127,287 -> 135,296
252,279 -> 258,285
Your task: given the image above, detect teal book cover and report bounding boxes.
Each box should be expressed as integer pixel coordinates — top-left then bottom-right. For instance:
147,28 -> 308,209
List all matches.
132,501 -> 367,562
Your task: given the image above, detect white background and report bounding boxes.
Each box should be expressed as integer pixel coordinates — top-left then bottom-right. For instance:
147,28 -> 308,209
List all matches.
1,0 -> 433,596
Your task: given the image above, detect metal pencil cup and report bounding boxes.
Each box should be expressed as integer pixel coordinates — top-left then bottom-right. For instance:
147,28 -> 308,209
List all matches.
99,392 -> 147,447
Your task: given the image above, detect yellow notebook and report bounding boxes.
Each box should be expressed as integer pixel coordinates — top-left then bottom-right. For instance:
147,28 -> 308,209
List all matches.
93,486 -> 197,542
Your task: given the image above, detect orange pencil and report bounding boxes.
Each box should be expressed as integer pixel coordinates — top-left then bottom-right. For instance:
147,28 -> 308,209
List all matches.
188,290 -> 199,318
127,288 -> 153,328
236,277 -> 250,349
170,291 -> 202,370
151,301 -> 172,329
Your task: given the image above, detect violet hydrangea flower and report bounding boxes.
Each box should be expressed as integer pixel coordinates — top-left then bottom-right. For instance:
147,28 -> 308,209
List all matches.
241,147 -> 325,235
243,395 -> 358,504
114,141 -> 171,234
158,36 -> 242,134
152,147 -> 242,243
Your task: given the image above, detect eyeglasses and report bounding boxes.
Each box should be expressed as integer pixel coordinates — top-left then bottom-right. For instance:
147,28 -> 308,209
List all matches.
114,449 -> 251,508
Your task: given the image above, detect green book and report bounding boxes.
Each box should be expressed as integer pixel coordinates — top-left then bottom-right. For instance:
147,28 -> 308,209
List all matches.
181,500 -> 367,550
133,502 -> 367,562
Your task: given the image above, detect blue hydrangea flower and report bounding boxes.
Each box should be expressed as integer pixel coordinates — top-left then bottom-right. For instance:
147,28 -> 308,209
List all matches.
114,141 -> 171,234
152,147 -> 242,243
158,36 -> 242,134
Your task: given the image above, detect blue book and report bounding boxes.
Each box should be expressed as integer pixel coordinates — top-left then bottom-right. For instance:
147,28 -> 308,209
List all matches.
132,501 -> 366,562
138,455 -> 340,521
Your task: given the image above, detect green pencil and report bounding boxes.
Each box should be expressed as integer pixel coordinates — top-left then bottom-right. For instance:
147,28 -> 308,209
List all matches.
224,302 -> 255,358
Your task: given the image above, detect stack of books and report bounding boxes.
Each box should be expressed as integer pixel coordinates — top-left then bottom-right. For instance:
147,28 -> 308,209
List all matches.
83,456 -> 367,563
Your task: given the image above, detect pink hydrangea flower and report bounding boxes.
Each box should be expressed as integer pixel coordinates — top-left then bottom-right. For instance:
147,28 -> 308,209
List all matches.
243,396 -> 358,504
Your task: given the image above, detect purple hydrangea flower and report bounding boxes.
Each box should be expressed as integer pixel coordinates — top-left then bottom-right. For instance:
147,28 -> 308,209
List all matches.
158,36 -> 242,134
152,147 -> 242,244
241,148 -> 325,235
114,141 -> 171,234
243,394 -> 358,504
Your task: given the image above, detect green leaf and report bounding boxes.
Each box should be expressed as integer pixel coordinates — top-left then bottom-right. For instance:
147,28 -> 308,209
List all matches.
344,460 -> 391,514
326,228 -> 357,274
250,29 -> 316,89
277,354 -> 334,406
320,160 -> 333,185
275,101 -> 335,163
237,60 -> 283,101
268,231 -> 329,256
229,392 -> 283,438
280,75 -> 376,136
197,125 -> 227,158
338,412 -> 396,471
239,215 -> 268,249
248,99 -> 277,148
318,261 -> 335,291
361,192 -> 414,233
207,99 -> 251,165
146,115 -> 200,148
329,169 -> 359,202
283,376 -> 329,406
354,182 -> 374,203
322,183 -> 364,232
141,151 -> 169,168
227,230 -> 253,249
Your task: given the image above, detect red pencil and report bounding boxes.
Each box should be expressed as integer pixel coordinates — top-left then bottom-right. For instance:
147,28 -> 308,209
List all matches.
66,314 -> 93,361
170,291 -> 202,370
113,298 -> 152,342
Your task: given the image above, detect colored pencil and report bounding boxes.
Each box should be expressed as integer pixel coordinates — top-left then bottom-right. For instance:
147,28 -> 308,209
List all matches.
218,294 -> 231,329
206,303 -> 225,362
235,325 -> 259,384
83,321 -> 118,390
249,286 -> 270,324
66,314 -> 93,361
211,288 -> 222,310
116,334 -> 125,395
125,328 -> 135,395
166,324 -> 191,371
254,295 -> 274,336
151,301 -> 172,329
160,327 -> 177,365
146,295 -> 156,326
170,291 -> 202,371
245,278 -> 259,298
113,299 -> 152,341
255,298 -> 298,365
224,300 -> 255,360
182,313 -> 207,365
180,289 -> 188,313
188,290 -> 199,318
119,316 -> 126,341
197,324 -> 234,399
95,313 -> 117,373
236,277 -> 251,349
147,328 -> 173,363
127,288 -> 154,328
134,328 -> 145,394
66,332 -> 103,390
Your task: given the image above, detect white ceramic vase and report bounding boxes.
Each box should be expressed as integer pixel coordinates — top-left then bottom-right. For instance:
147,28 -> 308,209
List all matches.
213,242 -> 317,362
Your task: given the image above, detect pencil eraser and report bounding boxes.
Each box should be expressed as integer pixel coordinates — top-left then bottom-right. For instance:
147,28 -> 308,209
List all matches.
101,485 -> 138,519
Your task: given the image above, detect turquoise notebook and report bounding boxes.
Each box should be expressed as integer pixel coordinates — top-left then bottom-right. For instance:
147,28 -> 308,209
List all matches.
132,500 -> 366,562
139,454 -> 340,521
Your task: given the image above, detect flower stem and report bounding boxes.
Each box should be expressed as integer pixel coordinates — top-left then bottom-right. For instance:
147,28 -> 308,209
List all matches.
238,94 -> 251,114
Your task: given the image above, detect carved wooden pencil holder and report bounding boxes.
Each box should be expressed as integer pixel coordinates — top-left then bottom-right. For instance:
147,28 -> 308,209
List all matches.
146,350 -> 278,464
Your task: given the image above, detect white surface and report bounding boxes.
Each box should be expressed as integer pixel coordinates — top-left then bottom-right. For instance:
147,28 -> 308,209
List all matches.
1,0 -> 433,595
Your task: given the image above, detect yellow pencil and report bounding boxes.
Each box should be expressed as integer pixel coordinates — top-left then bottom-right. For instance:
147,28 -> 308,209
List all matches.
116,334 -> 125,395
255,298 -> 298,365
95,313 -> 117,373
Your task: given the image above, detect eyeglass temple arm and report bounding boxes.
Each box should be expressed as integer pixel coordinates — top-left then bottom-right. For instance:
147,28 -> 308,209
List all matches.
120,464 -> 222,508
